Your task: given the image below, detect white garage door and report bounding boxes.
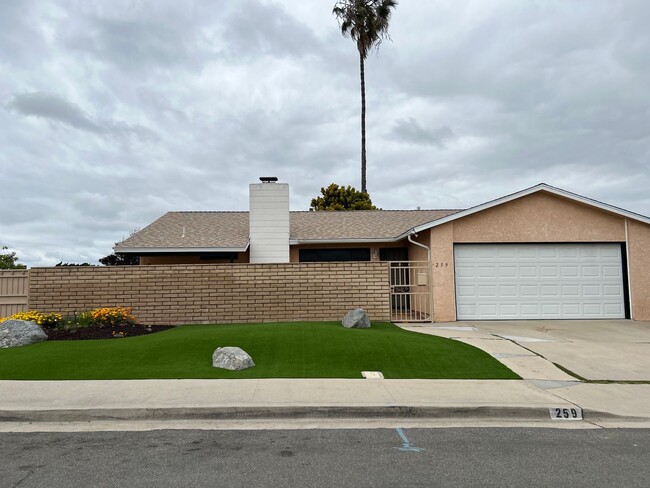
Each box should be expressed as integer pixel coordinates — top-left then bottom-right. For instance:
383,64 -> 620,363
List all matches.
455,244 -> 626,320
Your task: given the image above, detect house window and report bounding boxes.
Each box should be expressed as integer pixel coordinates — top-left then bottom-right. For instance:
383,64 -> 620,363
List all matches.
299,248 -> 371,262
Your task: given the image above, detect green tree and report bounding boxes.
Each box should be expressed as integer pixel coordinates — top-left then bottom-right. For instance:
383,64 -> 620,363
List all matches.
0,246 -> 27,269
100,228 -> 141,266
333,0 -> 398,193
99,253 -> 139,266
310,183 -> 378,211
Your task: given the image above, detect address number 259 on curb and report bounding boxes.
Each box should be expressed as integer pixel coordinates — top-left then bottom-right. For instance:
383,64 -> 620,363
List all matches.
549,407 -> 583,420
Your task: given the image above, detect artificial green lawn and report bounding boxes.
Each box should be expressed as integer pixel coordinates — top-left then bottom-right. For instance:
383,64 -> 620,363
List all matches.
0,321 -> 519,380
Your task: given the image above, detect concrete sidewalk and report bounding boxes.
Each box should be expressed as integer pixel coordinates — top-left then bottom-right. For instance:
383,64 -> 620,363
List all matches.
1,378 -> 648,426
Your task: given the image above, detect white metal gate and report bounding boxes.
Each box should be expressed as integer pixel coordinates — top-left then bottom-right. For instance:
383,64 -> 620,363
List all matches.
389,261 -> 432,322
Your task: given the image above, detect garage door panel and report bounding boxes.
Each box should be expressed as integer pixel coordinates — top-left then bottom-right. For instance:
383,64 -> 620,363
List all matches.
541,304 -> 561,316
519,266 -> 538,278
540,266 -> 559,277
455,244 -> 625,320
562,303 -> 582,316
499,304 -> 518,317
582,284 -> 601,296
561,285 -> 580,296
603,285 -> 623,296
581,266 -> 600,278
604,303 -> 624,315
541,284 -> 560,297
478,285 -> 497,297
477,304 -> 498,317
520,285 -> 538,296
518,248 -> 537,258
499,285 -> 517,297
498,247 -> 517,258
457,303 -> 476,316
520,303 -> 540,316
456,266 -> 475,278
581,247 -> 599,258
561,266 -> 579,277
499,266 -> 517,278
601,247 -> 620,258
602,266 -> 621,277
560,247 -> 579,258
539,247 -> 558,258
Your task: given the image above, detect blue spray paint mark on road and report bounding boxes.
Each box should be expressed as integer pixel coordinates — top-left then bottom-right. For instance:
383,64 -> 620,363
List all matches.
395,428 -> 425,452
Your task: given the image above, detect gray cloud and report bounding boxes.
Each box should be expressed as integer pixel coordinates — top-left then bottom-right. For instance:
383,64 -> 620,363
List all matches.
7,92 -> 156,141
8,92 -> 102,132
390,118 -> 457,148
1,0 -> 649,267
220,0 -> 321,59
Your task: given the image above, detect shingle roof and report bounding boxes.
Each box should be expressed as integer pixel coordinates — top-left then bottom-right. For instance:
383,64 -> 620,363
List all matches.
116,212 -> 250,250
115,209 -> 462,251
289,210 -> 459,241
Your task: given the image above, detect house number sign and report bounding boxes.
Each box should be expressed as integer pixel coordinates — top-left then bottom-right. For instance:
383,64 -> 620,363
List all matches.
549,407 -> 583,420
433,262 -> 449,268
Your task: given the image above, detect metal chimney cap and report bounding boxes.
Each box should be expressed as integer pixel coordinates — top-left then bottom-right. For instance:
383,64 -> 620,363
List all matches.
259,176 -> 278,183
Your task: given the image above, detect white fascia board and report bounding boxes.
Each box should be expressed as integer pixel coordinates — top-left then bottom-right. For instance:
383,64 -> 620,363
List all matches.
289,237 -> 403,245
115,244 -> 250,254
411,183 -> 650,234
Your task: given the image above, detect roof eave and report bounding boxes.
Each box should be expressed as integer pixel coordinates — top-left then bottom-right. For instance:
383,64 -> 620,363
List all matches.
289,237 -> 406,245
114,243 -> 250,254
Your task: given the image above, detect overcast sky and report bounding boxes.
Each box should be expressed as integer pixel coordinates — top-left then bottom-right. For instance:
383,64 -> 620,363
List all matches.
1,0 -> 649,267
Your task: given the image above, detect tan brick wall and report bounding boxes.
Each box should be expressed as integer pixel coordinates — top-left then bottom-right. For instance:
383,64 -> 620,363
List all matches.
28,262 -> 391,325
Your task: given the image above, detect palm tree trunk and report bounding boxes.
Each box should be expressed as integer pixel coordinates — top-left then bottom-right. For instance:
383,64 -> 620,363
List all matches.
359,52 -> 367,193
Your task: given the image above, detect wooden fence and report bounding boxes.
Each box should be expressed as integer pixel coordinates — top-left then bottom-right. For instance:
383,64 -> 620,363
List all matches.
0,269 -> 29,317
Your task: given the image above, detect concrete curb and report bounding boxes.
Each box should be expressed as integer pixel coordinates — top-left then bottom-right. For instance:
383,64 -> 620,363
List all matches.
1,406 -> 645,423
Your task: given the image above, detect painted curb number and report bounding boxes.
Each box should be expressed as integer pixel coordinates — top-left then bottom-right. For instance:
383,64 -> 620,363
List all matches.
550,407 -> 583,420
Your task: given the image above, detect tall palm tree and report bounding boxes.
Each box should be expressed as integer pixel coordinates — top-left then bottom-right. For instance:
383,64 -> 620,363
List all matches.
333,0 -> 397,194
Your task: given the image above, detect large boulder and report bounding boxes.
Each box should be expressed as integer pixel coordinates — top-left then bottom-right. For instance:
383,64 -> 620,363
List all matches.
0,319 -> 48,349
212,346 -> 255,371
342,308 -> 371,329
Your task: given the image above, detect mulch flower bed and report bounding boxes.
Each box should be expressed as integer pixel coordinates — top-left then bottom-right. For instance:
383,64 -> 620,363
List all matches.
45,325 -> 175,341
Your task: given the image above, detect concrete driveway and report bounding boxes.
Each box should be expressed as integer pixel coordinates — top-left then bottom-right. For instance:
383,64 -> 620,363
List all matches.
429,320 -> 650,381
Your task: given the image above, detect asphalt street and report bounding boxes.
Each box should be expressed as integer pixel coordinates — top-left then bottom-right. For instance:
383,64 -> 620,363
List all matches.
1,428 -> 648,488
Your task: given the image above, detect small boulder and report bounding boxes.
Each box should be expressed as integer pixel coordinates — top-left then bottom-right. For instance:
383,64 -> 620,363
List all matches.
342,308 -> 371,329
212,346 -> 255,370
0,319 -> 48,349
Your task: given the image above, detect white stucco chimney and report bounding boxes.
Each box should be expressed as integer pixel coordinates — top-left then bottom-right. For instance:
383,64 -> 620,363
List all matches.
249,177 -> 290,263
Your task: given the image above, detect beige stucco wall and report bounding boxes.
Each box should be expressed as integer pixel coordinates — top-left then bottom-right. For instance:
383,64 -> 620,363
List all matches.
627,219 -> 650,321
429,224 -> 456,322
428,191 -> 643,322
453,192 -> 626,242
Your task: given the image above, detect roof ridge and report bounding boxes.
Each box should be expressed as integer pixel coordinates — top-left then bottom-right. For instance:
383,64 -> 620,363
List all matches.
170,210 -> 249,214
168,209 -> 465,214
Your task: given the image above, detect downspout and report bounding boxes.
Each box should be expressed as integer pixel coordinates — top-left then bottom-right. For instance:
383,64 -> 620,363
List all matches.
407,231 -> 431,262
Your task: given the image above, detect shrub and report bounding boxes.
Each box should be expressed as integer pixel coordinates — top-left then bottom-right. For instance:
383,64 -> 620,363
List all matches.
61,312 -> 95,330
0,311 -> 62,329
90,307 -> 138,328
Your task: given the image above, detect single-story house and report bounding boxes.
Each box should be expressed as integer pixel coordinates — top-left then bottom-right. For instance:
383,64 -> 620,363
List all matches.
115,179 -> 650,322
